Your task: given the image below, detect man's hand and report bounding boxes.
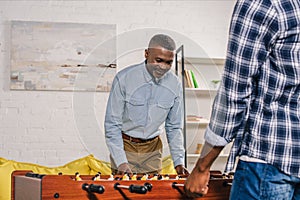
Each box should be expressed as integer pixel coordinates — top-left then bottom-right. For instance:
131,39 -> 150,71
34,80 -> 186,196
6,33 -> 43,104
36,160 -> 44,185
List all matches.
184,142 -> 224,198
175,164 -> 189,175
184,167 -> 210,198
117,163 -> 133,175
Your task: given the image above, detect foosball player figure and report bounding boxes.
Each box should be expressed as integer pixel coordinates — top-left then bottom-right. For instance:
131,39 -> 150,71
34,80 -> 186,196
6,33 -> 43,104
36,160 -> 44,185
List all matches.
150,174 -> 158,180
131,173 -> 137,180
141,173 -> 148,180
122,172 -> 130,180
75,172 -> 82,181
175,175 -> 184,180
108,174 -> 114,180
157,174 -> 163,180
92,172 -> 101,181
163,174 -> 170,180
222,174 -> 227,179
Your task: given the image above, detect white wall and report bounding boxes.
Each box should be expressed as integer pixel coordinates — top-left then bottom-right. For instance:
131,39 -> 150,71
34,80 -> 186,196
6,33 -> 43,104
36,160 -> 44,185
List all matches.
0,0 -> 236,166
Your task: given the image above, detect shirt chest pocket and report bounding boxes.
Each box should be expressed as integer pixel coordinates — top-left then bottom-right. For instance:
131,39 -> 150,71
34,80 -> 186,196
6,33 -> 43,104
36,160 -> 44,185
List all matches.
153,101 -> 174,121
126,98 -> 147,126
157,101 -> 174,110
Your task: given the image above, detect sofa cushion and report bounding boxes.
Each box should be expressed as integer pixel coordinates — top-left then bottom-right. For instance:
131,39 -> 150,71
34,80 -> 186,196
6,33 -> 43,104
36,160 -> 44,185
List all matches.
0,154 -> 92,200
87,155 -> 112,175
161,155 -> 177,174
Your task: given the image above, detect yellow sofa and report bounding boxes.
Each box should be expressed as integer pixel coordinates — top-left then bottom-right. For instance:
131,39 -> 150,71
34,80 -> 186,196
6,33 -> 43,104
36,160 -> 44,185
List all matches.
0,154 -> 176,200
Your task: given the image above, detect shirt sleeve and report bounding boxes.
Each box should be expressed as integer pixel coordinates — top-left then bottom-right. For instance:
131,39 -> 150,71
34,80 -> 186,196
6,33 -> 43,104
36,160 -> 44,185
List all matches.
104,75 -> 128,167
206,0 -> 278,146
165,82 -> 185,167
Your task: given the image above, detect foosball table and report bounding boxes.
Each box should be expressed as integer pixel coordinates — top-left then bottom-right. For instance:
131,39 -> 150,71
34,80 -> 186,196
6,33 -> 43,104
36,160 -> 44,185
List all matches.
11,170 -> 233,200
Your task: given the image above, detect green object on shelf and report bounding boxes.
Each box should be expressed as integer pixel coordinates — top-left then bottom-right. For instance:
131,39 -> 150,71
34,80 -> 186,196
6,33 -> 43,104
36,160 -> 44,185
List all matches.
211,80 -> 221,89
211,80 -> 221,84
190,70 -> 198,88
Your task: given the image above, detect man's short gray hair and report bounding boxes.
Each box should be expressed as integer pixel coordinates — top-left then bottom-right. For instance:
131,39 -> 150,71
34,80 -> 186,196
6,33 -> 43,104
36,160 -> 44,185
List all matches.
148,34 -> 176,51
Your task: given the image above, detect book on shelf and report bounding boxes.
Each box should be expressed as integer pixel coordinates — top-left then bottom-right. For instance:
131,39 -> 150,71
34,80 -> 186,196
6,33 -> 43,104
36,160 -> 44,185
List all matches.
190,70 -> 199,88
195,143 -> 203,154
186,115 -> 209,124
187,70 -> 195,88
184,69 -> 199,88
184,69 -> 193,88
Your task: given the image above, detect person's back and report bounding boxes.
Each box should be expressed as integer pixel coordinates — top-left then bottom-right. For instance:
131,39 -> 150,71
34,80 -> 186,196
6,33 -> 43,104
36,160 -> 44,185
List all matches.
226,0 -> 300,178
185,0 -> 300,199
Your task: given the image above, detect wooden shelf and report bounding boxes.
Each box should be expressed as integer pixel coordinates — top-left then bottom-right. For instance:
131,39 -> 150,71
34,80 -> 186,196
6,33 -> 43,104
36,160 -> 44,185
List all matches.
184,57 -> 225,65
186,118 -> 209,125
187,153 -> 229,158
179,57 -> 225,65
185,87 -> 218,94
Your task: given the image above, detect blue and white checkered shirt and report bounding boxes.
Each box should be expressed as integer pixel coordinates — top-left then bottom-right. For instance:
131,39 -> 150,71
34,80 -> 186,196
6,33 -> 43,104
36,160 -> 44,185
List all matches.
205,0 -> 300,177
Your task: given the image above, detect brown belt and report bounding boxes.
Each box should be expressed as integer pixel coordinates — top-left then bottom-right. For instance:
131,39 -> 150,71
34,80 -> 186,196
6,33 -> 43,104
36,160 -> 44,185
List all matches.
122,132 -> 158,143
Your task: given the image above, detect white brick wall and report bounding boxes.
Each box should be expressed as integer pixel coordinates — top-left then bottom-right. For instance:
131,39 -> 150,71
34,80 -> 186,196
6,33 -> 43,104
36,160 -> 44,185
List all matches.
0,0 -> 235,166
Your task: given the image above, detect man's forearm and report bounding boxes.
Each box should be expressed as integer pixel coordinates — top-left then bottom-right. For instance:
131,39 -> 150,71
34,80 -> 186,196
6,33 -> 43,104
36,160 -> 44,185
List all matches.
184,142 -> 224,197
196,141 -> 224,172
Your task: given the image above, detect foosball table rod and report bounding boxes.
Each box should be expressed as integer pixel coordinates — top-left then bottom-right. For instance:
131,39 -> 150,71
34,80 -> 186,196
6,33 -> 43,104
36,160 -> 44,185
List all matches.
114,182 -> 152,194
172,182 -> 184,188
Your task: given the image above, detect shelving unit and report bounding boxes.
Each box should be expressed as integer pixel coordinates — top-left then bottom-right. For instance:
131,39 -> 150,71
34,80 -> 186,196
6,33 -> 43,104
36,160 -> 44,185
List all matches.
175,45 -> 231,172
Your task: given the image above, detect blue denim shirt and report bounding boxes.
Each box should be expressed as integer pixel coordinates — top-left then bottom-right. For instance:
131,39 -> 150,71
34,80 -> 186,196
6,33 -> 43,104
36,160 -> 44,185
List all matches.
105,61 -> 184,168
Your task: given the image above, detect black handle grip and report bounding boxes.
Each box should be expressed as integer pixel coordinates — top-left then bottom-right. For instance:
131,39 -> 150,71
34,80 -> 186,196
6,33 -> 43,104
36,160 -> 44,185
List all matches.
144,182 -> 152,192
82,183 -> 105,194
129,184 -> 148,194
88,184 -> 105,194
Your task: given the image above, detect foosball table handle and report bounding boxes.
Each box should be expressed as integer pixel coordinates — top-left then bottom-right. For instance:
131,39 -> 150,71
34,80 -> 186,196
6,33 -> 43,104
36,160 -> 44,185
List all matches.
171,182 -> 186,196
223,181 -> 233,187
82,183 -> 105,194
172,182 -> 184,188
114,182 -> 151,194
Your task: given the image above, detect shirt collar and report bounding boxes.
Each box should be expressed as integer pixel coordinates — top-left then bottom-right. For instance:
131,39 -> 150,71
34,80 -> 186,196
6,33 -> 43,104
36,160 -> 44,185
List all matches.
142,61 -> 153,83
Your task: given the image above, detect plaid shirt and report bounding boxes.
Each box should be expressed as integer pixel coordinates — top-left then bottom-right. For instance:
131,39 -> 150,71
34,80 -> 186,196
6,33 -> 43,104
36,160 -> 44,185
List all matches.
205,0 -> 300,177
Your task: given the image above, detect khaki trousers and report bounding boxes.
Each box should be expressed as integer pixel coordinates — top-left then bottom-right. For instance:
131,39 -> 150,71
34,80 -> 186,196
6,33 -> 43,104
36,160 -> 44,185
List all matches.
111,136 -> 162,174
